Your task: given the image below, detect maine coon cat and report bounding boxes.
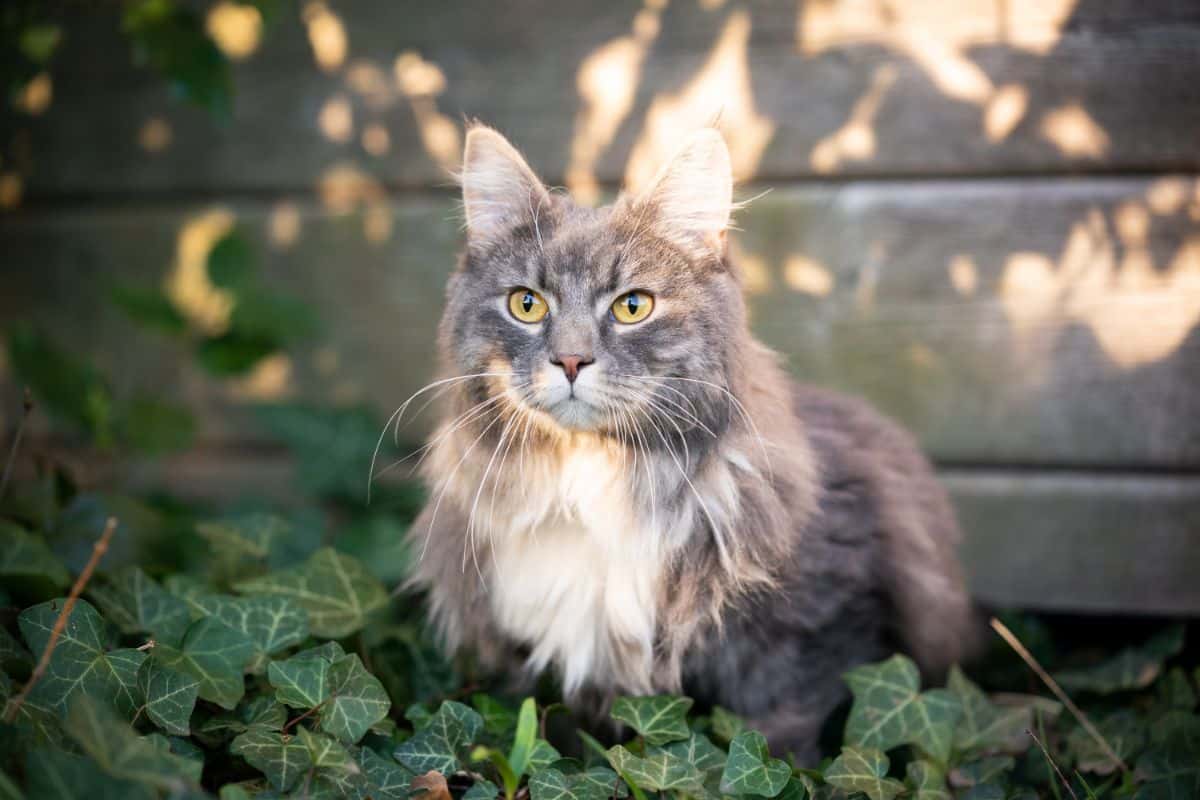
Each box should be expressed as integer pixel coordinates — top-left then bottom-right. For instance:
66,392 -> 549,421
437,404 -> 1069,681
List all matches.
404,124 -> 976,760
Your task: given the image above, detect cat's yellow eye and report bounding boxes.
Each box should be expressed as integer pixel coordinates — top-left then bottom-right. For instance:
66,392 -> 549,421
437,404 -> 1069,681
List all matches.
611,291 -> 654,324
508,288 -> 549,323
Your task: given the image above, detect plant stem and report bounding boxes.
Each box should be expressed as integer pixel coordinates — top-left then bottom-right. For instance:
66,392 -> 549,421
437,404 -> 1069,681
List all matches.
0,388 -> 33,503
1027,725 -> 1079,800
3,515 -> 117,723
283,696 -> 331,734
990,617 -> 1129,775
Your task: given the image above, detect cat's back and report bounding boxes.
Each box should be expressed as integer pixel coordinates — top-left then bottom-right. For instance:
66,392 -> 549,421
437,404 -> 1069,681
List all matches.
786,382 -> 978,674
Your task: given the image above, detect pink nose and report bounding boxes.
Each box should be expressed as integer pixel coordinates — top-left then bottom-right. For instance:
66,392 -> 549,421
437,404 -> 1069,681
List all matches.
552,354 -> 594,383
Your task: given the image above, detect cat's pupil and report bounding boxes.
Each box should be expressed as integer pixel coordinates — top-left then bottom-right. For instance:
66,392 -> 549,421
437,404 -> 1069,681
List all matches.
625,295 -> 639,314
522,293 -> 534,313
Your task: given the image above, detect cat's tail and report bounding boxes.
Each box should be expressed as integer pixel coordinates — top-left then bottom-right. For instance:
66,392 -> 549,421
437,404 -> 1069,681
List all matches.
867,415 -> 985,675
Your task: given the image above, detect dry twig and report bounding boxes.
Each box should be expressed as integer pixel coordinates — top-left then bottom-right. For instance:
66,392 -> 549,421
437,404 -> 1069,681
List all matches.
1027,725 -> 1080,800
3,516 -> 118,723
990,617 -> 1129,774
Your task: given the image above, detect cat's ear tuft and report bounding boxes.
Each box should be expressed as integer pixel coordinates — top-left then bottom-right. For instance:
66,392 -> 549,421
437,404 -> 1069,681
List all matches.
639,129 -> 733,252
461,125 -> 550,243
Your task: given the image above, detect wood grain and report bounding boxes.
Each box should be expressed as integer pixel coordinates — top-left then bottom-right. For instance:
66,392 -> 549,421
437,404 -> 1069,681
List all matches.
4,0 -> 1199,198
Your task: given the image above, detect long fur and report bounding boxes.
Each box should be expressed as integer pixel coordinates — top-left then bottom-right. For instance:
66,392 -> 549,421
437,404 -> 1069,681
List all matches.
403,124 -> 977,762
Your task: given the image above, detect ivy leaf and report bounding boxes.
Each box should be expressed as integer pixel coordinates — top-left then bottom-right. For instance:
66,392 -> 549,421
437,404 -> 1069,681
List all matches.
950,756 -> 1014,788
528,739 -> 563,773
235,548 -> 388,638
1065,711 -> 1145,775
1056,626 -> 1185,695
152,616 -> 255,709
268,652 -> 329,709
395,700 -> 484,774
823,747 -> 905,800
710,706 -> 745,744
472,694 -> 518,741
719,731 -> 790,797
66,695 -> 197,794
948,666 -> 1045,756
297,727 -> 358,771
117,396 -> 196,456
906,760 -> 951,800
610,695 -> 693,746
206,231 -> 255,290
358,747 -> 415,800
6,324 -> 114,445
191,594 -> 308,667
196,513 -> 286,561
661,731 -> 726,774
0,523 -> 71,600
137,658 -> 199,736
1156,668 -> 1198,712
464,778 -> 501,800
88,567 -> 191,645
17,598 -> 145,718
844,655 -> 962,764
230,726 -> 312,792
320,653 -> 391,743
605,745 -> 704,792
530,767 -> 623,800
24,747 -> 154,800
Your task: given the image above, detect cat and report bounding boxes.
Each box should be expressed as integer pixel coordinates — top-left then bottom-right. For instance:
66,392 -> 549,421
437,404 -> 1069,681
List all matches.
402,123 -> 977,761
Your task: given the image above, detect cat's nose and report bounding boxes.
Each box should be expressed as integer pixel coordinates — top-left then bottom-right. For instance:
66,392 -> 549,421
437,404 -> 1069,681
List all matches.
551,354 -> 594,384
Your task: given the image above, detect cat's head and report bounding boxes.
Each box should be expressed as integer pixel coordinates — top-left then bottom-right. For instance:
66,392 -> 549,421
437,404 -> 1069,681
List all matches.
439,124 -> 746,441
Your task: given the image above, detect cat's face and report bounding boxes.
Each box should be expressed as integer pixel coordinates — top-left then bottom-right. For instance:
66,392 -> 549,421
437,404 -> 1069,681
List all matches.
439,126 -> 741,444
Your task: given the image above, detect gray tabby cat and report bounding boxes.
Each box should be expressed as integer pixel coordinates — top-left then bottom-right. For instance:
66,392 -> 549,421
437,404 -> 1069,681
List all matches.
404,124 -> 977,761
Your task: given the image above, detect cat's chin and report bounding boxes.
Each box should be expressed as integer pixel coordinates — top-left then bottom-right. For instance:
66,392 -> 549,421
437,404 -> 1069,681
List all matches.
543,397 -> 603,431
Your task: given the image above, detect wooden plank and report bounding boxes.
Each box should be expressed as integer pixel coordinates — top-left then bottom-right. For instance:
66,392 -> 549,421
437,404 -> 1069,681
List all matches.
4,0 -> 1199,198
2,175 -> 1198,467
947,470 -> 1200,615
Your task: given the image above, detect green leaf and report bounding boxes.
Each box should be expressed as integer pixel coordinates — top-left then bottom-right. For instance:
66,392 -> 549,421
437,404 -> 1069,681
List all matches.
206,231 -> 255,290
152,616 -> 255,709
358,746 -> 415,800
88,566 -> 191,645
949,756 -> 1014,787
611,695 -> 693,746
235,547 -> 388,638
948,666 -> 1046,756
0,523 -> 71,600
17,598 -> 145,718
0,626 -> 34,675
710,706 -> 745,744
109,284 -> 187,336
24,747 -> 154,800
844,654 -> 962,764
530,767 -> 624,800
823,747 -> 905,800
605,745 -> 704,793
117,396 -> 196,456
137,658 -> 199,736
465,778 -> 502,800
230,726 -> 312,792
298,726 -> 358,770
906,760 -> 950,800
195,331 -> 277,376
320,653 -> 391,743
231,288 -> 318,344
6,324 -> 114,445
1157,668 -> 1198,712
191,594 -> 308,664
719,730 -> 790,797
1056,626 -> 1185,695
529,739 -> 563,773
66,695 -> 197,793
472,693 -> 518,740
196,513 -> 287,561
0,770 -> 23,800
661,731 -> 726,774
121,0 -> 233,117
268,652 -> 329,708
509,697 -> 538,777
19,24 -> 62,63
395,700 -> 484,774
1066,711 -> 1145,775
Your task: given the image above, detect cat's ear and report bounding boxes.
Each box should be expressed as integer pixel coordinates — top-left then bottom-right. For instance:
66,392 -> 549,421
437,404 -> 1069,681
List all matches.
461,125 -> 550,243
637,129 -> 733,253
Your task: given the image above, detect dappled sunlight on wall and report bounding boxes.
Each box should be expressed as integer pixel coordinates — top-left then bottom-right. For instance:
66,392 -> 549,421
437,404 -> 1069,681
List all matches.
624,9 -> 774,192
999,189 -> 1200,370
810,65 -> 895,173
269,202 -> 302,249
318,94 -> 354,143
228,353 -> 294,401
138,117 -> 172,153
206,1 -> 263,61
16,73 -> 52,116
303,1 -> 347,72
566,0 -> 664,204
394,51 -> 461,172
166,209 -> 236,336
317,163 -> 392,244
1039,103 -> 1110,159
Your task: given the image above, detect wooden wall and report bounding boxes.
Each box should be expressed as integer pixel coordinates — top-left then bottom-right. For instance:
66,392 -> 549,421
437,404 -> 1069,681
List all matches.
2,0 -> 1198,613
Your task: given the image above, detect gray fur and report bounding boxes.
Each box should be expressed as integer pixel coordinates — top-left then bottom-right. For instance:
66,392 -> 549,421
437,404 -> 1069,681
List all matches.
403,125 -> 977,762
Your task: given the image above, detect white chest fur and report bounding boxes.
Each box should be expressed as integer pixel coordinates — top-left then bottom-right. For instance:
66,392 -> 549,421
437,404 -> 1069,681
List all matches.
484,445 -> 664,695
